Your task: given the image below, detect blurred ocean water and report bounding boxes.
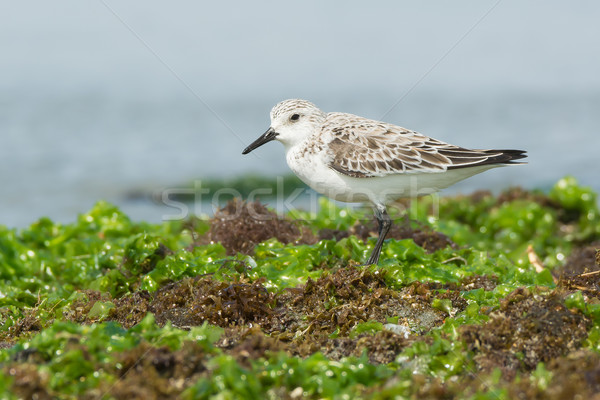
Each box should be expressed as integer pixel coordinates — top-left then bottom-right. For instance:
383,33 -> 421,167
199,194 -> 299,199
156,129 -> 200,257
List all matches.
1,1 -> 599,227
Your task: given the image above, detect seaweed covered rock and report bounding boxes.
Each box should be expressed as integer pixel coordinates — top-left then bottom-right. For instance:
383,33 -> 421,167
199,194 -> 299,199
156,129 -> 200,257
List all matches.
3,177 -> 600,399
558,242 -> 600,298
560,241 -> 600,276
461,288 -> 591,379
204,199 -> 316,255
268,267 -> 446,361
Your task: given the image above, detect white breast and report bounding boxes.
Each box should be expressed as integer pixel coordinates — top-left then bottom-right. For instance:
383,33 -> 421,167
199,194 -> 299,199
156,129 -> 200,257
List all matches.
285,142 -> 369,203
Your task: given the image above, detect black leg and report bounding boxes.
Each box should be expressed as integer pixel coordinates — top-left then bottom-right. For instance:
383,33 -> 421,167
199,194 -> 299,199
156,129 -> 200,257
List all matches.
365,206 -> 392,265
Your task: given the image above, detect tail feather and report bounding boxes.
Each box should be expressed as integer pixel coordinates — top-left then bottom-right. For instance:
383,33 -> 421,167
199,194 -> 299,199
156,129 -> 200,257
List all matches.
445,149 -> 527,170
482,149 -> 528,165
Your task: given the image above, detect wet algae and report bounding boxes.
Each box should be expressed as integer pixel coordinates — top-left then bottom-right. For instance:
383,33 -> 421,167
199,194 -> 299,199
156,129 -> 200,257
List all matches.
0,176 -> 600,398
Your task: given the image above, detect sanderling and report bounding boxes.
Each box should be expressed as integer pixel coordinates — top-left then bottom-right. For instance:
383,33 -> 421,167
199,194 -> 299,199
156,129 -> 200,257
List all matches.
242,99 -> 527,265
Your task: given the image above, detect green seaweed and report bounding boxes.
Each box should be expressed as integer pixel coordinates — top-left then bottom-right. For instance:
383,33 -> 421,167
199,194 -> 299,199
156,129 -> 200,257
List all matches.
1,176 -> 599,398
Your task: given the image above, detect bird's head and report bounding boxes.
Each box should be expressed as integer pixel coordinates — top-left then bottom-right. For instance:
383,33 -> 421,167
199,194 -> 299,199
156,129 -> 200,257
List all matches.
242,99 -> 326,154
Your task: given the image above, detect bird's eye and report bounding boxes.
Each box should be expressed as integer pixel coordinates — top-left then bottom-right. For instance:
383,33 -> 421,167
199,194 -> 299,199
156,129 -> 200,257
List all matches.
290,114 -> 300,121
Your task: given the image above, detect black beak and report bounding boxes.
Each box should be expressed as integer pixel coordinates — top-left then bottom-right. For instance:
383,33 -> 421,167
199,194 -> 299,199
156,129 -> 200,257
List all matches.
242,127 -> 278,154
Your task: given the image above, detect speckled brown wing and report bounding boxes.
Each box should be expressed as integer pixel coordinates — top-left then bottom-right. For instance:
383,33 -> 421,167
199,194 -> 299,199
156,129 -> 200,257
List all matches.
324,113 -> 526,178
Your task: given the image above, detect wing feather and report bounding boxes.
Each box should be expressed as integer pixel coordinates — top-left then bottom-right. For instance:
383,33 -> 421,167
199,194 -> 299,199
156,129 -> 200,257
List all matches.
323,113 -> 526,178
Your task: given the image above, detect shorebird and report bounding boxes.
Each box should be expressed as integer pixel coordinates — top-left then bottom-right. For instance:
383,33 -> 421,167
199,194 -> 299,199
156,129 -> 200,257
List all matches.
242,99 -> 526,264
